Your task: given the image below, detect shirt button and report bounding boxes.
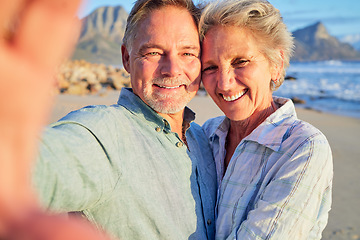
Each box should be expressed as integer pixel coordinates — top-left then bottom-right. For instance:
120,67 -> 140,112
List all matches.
176,142 -> 183,148
207,219 -> 212,225
155,127 -> 161,132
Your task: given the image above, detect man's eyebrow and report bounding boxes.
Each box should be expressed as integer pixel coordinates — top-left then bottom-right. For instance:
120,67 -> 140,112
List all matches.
138,43 -> 200,54
181,45 -> 200,51
138,44 -> 163,53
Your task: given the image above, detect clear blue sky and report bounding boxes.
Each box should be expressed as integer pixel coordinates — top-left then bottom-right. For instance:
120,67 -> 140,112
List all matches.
79,0 -> 360,37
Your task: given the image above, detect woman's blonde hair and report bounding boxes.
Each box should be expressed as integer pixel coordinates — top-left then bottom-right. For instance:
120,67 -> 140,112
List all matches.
199,0 -> 294,90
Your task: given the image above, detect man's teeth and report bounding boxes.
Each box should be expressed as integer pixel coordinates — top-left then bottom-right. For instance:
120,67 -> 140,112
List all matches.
223,90 -> 247,102
158,85 -> 180,89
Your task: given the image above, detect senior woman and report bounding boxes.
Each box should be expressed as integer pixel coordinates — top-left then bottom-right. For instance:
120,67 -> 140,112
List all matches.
199,0 -> 333,239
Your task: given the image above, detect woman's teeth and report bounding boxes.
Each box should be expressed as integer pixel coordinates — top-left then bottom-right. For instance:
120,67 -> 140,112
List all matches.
223,90 -> 247,102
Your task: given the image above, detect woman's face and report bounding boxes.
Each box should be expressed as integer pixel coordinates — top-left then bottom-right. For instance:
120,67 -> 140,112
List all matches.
201,25 -> 279,121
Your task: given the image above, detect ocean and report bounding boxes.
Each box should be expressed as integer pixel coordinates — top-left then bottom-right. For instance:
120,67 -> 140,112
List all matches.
275,60 -> 360,119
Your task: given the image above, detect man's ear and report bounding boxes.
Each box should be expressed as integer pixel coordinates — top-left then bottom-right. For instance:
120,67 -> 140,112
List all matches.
121,44 -> 130,73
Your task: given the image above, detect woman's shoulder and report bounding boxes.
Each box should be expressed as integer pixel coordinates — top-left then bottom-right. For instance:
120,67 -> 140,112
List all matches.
280,116 -> 331,156
287,117 -> 327,141
272,97 -> 330,147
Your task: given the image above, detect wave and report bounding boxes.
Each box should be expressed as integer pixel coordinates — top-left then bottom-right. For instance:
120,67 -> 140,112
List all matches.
277,61 -> 360,118
288,61 -> 360,74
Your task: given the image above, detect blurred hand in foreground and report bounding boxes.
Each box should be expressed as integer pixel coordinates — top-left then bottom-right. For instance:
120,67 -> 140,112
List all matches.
0,0 -> 109,239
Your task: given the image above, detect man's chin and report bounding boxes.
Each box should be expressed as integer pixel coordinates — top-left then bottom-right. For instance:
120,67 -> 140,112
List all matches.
146,98 -> 186,114
150,102 -> 186,114
143,91 -> 197,114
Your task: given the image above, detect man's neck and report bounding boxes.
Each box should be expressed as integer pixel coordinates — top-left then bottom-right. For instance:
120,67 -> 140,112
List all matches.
158,110 -> 185,140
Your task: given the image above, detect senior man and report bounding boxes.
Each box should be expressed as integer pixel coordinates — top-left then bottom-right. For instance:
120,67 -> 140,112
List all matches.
32,0 -> 216,240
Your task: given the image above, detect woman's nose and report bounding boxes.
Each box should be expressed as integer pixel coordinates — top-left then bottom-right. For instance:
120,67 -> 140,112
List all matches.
217,69 -> 235,91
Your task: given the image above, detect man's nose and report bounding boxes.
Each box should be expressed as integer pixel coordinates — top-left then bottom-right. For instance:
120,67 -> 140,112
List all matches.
160,54 -> 182,77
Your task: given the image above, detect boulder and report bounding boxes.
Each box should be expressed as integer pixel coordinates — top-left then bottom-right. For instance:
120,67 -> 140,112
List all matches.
55,60 -> 130,95
291,97 -> 306,104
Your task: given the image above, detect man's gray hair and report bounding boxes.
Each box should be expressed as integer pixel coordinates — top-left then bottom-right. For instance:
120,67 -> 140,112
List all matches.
123,0 -> 201,52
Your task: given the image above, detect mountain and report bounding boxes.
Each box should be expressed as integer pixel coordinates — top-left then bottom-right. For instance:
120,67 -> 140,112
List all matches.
340,34 -> 360,51
292,22 -> 360,61
72,7 -> 360,64
71,6 -> 128,65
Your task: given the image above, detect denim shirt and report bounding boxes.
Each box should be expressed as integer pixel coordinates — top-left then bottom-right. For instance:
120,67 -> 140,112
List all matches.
203,97 -> 333,240
33,88 -> 217,240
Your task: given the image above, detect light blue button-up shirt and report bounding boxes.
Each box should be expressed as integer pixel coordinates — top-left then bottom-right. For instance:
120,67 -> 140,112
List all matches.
33,88 -> 217,240
203,97 -> 333,240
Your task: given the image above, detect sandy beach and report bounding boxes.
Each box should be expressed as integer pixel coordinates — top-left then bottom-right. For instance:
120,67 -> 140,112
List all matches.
50,91 -> 360,240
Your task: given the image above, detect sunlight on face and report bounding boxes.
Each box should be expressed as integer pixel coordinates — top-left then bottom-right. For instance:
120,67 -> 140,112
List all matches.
201,26 -> 278,121
125,6 -> 201,114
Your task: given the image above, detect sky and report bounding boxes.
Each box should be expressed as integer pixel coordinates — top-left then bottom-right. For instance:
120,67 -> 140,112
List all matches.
78,0 -> 360,37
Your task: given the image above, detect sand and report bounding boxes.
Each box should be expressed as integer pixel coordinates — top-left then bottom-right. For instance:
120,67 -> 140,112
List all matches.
50,91 -> 360,240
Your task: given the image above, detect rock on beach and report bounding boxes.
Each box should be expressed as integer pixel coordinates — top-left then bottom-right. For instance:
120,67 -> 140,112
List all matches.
55,60 -> 130,95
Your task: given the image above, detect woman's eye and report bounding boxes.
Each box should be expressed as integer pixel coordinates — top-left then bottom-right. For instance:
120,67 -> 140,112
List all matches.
232,59 -> 249,67
202,65 -> 218,73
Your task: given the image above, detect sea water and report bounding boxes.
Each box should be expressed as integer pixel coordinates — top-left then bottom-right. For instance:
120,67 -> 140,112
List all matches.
275,60 -> 360,118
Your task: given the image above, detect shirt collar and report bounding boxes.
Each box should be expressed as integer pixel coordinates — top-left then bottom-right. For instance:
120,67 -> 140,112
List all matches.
244,97 -> 297,151
117,88 -> 195,132
207,117 -> 229,143
209,97 -> 297,152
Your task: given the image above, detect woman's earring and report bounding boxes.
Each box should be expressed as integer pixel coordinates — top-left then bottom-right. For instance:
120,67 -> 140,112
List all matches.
271,79 -> 278,91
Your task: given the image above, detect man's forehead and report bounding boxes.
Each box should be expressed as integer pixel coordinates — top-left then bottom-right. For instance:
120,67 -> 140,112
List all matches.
133,6 -> 200,51
139,6 -> 197,31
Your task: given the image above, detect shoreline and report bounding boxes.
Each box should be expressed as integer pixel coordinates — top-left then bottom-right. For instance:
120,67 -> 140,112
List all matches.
49,91 -> 360,240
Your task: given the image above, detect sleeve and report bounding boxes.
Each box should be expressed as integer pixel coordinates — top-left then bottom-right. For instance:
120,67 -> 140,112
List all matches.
32,120 -> 119,213
232,133 -> 333,240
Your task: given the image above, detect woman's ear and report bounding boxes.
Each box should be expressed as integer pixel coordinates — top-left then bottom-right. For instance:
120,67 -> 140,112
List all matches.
121,45 -> 130,74
271,50 -> 284,81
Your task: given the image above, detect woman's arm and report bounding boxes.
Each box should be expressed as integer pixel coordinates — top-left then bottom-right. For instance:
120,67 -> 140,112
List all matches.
233,133 -> 333,240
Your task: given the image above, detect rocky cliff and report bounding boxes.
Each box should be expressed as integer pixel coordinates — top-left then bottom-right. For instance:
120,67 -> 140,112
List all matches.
71,6 -> 128,65
71,7 -> 360,64
292,22 -> 360,61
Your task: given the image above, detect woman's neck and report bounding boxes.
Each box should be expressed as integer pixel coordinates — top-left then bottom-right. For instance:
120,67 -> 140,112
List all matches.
224,100 -> 278,172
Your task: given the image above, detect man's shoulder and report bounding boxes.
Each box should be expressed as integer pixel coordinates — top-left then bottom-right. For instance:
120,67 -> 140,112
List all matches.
59,104 -> 129,121
50,104 -> 134,131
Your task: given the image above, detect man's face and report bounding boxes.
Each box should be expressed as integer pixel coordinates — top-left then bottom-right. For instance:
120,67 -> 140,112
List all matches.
122,6 -> 201,114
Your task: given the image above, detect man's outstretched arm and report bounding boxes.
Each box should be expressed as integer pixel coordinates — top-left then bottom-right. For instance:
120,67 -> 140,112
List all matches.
0,0 -> 110,239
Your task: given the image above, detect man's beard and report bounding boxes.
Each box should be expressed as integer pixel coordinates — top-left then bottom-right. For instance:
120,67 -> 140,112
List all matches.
143,77 -> 196,114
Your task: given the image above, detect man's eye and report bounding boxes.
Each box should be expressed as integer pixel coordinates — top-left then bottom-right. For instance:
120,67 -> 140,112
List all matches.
183,53 -> 196,57
147,52 -> 159,56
